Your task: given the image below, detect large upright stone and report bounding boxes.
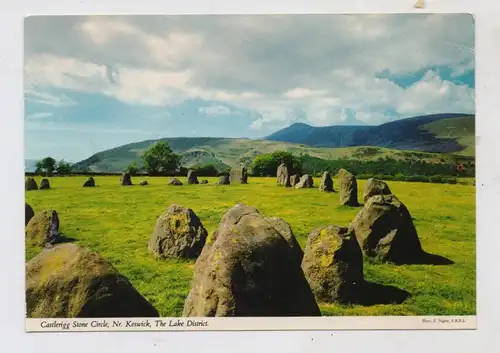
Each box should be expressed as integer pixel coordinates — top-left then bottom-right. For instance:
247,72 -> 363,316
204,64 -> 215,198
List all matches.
295,174 -> 314,189
363,178 -> 391,203
229,165 -> 248,185
338,168 -> 359,206
26,244 -> 159,318
120,173 -> 132,186
25,203 -> 34,226
25,210 -> 60,247
39,178 -> 50,190
350,194 -> 423,263
217,175 -> 230,185
183,204 -> 321,317
290,174 -> 301,187
264,216 -> 304,265
148,204 -> 208,259
319,171 -> 334,192
83,177 -> 95,187
276,163 -> 291,187
187,170 -> 199,185
25,177 -> 38,191
302,225 -> 363,302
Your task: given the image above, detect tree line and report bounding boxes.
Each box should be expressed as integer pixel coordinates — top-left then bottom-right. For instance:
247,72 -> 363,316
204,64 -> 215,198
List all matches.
30,143 -> 475,183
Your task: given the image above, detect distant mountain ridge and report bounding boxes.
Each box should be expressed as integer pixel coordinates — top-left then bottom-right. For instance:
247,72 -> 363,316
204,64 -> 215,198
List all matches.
71,113 -> 474,173
264,113 -> 475,154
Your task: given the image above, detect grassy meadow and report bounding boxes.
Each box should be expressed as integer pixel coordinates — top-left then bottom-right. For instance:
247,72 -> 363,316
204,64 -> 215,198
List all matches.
25,176 -> 476,316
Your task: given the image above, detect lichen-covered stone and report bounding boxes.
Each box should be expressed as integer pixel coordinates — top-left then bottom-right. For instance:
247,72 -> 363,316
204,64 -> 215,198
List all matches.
363,178 -> 391,203
301,225 -> 363,302
187,170 -> 199,185
139,180 -> 149,186
338,168 -> 359,206
25,203 -> 34,226
289,174 -> 301,187
350,194 -> 423,263
264,216 -> 304,264
217,175 -> 230,185
39,178 -> 50,190
276,163 -> 291,187
319,171 -> 334,192
83,177 -> 95,187
183,204 -> 320,317
120,173 -> 132,186
26,243 -> 159,318
200,180 -> 209,184
168,177 -> 183,186
148,204 -> 208,259
295,174 -> 314,189
229,165 -> 248,185
25,210 -> 60,247
25,177 -> 38,191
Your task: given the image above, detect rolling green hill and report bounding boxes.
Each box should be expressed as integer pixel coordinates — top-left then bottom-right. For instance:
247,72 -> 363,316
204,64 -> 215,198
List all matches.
73,137 -> 467,173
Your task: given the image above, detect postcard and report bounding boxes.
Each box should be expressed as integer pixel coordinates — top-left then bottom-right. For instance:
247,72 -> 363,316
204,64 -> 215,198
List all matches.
24,13 -> 475,332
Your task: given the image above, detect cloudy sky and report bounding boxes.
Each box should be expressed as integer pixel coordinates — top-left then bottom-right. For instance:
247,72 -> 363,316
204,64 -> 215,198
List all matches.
24,14 -> 475,162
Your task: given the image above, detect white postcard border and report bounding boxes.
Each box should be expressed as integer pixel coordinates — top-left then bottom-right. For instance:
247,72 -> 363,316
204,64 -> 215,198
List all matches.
25,316 -> 477,332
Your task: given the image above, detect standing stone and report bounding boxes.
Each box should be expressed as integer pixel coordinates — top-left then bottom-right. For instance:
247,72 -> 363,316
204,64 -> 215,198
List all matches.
25,210 -> 60,247
200,180 -> 209,184
264,216 -> 303,265
295,174 -> 314,189
39,178 -> 50,190
217,175 -> 230,185
148,204 -> 208,259
25,177 -> 38,191
350,194 -> 423,264
276,163 -> 291,187
120,173 -> 132,186
26,243 -> 159,318
139,180 -> 149,186
319,171 -> 334,192
183,204 -> 321,317
83,177 -> 95,187
25,203 -> 34,226
338,168 -> 359,206
229,165 -> 248,185
363,178 -> 391,203
302,225 -> 363,302
168,177 -> 183,186
187,170 -> 199,185
290,174 -> 301,187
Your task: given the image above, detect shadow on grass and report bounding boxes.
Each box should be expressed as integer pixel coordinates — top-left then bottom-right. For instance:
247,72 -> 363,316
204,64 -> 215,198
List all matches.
53,233 -> 78,244
403,251 -> 454,265
350,280 -> 411,306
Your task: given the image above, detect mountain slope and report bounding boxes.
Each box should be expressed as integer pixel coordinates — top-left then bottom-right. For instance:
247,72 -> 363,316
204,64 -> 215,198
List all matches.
265,113 -> 475,155
73,137 -> 465,173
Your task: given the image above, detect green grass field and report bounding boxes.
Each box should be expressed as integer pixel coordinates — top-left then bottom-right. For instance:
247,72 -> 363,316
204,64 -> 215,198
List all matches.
25,176 -> 476,316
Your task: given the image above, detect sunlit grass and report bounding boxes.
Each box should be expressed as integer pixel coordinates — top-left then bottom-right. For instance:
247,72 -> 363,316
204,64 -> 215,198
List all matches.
25,176 -> 476,316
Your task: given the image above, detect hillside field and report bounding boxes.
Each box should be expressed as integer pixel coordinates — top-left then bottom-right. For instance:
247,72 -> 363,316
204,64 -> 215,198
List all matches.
25,176 -> 476,316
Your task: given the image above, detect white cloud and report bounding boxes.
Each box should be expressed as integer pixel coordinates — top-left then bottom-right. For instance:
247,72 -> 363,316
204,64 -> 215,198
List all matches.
26,112 -> 53,119
24,88 -> 77,107
24,14 -> 475,128
198,105 -> 232,116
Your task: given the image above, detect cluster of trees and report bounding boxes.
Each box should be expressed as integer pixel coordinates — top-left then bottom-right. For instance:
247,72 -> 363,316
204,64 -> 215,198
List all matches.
251,151 -> 302,177
248,151 -> 474,179
34,157 -> 73,176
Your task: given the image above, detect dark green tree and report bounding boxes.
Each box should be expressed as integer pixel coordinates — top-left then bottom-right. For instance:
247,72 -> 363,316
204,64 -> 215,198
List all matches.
36,156 -> 57,176
55,159 -> 72,175
126,161 -> 138,175
142,141 -> 180,175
